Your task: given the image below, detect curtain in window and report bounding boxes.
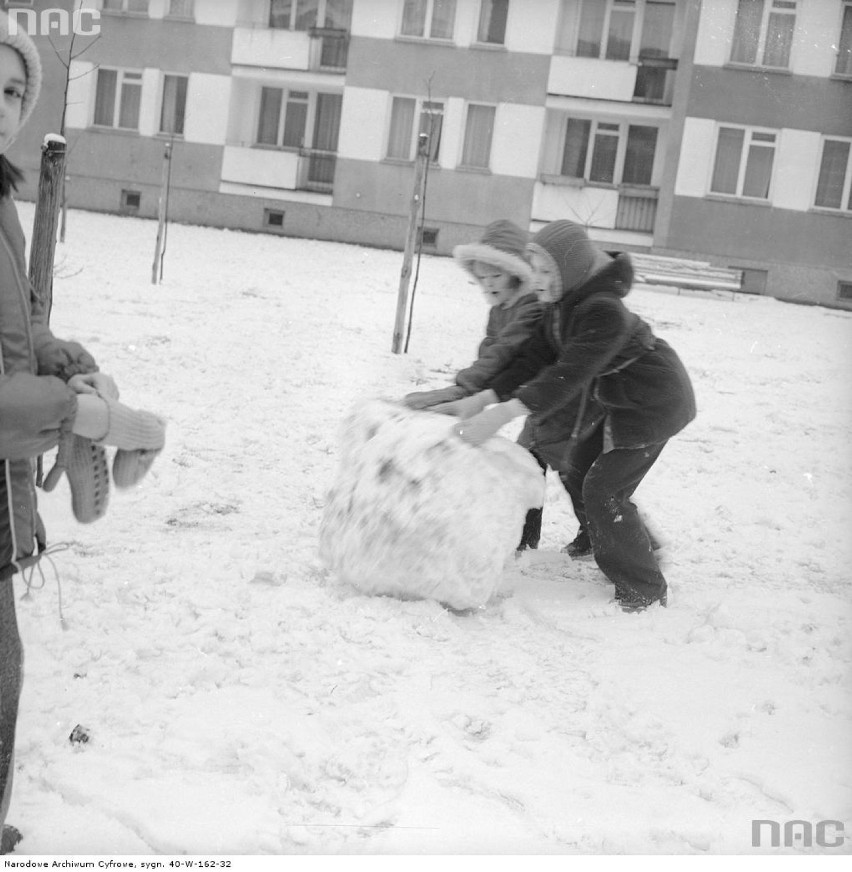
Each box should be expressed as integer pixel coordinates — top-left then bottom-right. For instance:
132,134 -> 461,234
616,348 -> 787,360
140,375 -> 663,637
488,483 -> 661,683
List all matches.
387,97 -> 415,159
639,0 -> 674,57
270,0 -> 292,28
730,0 -> 763,63
257,87 -> 283,145
815,140 -> 849,209
118,78 -> 142,129
419,102 -> 444,161
430,0 -> 456,38
160,75 -> 187,135
294,0 -> 319,30
711,127 -> 744,194
762,11 -> 794,67
742,140 -> 774,198
462,104 -> 495,167
94,69 -> 117,126
606,4 -> 635,61
576,0 -> 605,57
311,93 -> 342,184
477,0 -> 508,44
168,0 -> 194,16
589,125 -> 618,182
560,118 -> 590,177
623,125 -> 657,185
324,0 -> 352,28
401,0 -> 426,36
837,4 -> 852,75
282,93 -> 308,148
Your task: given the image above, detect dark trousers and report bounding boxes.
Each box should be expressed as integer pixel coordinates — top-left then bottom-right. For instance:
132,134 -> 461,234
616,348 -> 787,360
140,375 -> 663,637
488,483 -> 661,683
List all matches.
0,580 -> 22,836
562,424 -> 668,605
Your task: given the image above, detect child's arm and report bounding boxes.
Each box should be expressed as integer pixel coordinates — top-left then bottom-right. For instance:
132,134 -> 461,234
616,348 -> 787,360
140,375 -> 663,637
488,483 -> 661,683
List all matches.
455,295 -> 542,393
0,371 -> 77,461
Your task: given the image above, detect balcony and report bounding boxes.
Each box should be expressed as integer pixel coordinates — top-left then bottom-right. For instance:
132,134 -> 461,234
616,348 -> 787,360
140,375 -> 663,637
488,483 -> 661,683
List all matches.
632,57 -> 677,106
309,27 -> 349,71
298,148 -> 337,193
615,188 -> 658,232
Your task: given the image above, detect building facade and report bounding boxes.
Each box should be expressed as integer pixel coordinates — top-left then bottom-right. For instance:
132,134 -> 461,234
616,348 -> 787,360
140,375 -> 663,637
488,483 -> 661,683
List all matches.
9,0 -> 852,308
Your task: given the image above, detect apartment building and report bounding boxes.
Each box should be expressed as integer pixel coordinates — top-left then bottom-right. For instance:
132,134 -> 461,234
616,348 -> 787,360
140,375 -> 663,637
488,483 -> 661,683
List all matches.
10,0 -> 852,307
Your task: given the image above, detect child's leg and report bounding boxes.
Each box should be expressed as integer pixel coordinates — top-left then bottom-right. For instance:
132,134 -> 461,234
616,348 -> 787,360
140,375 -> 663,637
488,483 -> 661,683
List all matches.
517,449 -> 548,551
0,581 -> 23,841
73,395 -> 165,450
582,442 -> 668,609
558,423 -> 605,551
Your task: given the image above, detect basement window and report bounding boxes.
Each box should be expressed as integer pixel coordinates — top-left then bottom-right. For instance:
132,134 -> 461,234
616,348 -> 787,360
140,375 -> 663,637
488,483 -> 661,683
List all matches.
838,281 -> 852,301
419,227 -> 439,249
264,209 -> 285,230
120,189 -> 141,211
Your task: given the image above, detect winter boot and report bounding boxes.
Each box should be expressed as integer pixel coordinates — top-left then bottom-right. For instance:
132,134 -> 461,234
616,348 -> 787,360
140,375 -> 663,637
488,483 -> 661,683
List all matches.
1,825 -> 22,854
561,527 -> 592,558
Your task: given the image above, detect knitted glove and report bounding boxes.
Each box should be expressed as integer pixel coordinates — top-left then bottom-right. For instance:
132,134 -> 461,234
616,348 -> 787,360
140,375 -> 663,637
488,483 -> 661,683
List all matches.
95,399 -> 167,489
453,401 -> 525,446
403,385 -> 467,410
42,426 -> 110,524
431,389 -> 497,419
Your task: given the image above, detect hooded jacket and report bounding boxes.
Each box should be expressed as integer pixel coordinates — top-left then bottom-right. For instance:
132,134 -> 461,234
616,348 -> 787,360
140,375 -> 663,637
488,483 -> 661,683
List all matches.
489,248 -> 696,469
1,196 -> 97,581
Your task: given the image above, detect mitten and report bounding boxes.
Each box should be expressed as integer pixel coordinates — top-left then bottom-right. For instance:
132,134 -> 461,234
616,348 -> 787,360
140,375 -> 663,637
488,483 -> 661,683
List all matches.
431,389 -> 497,419
43,428 -> 110,524
403,385 -> 466,410
37,339 -> 98,381
95,399 -> 166,489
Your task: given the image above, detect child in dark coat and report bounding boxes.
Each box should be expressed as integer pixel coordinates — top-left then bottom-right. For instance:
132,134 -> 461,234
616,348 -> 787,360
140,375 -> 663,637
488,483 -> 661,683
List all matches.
439,220 -> 696,611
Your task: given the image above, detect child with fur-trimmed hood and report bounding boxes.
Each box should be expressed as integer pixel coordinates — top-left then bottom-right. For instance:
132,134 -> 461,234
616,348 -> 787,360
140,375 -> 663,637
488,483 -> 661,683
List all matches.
436,220 -> 696,613
403,219 -> 542,409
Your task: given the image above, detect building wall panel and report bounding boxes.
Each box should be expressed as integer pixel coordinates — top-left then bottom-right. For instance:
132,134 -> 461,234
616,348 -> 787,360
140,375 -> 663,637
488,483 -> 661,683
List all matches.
688,67 -> 852,136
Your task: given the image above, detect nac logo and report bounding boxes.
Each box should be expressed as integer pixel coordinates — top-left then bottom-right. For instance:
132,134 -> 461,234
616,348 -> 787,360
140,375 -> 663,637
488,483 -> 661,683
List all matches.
752,820 -> 846,849
8,8 -> 101,37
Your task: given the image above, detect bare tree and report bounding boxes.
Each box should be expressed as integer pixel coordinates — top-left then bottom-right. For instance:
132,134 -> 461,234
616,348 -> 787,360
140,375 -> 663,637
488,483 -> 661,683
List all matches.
48,1 -> 100,242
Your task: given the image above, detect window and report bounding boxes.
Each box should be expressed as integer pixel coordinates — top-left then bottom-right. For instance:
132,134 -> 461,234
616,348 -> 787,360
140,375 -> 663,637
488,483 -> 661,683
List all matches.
837,2 -> 852,76
120,189 -> 141,211
730,0 -> 796,68
577,0 -> 636,60
269,0 -> 350,30
93,69 -> 142,130
256,87 -> 309,148
710,126 -> 776,199
386,97 -> 443,162
460,103 -> 495,169
166,0 -> 194,18
419,227 -> 439,248
160,75 -> 188,136
476,0 -> 508,45
558,117 -> 658,186
264,209 -> 285,229
814,138 -> 852,211
400,0 -> 456,39
838,281 -> 852,301
102,0 -> 149,13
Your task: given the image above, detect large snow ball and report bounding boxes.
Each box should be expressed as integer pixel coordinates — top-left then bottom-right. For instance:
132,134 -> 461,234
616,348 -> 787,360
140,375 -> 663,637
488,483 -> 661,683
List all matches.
319,400 -> 544,610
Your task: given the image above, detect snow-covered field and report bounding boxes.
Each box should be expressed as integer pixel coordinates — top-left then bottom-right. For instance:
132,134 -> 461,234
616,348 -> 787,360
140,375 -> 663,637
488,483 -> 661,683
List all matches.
7,201 -> 852,856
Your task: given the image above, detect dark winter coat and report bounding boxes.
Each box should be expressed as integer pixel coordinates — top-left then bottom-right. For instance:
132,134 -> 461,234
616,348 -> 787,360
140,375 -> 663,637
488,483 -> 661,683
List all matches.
489,253 -> 696,472
0,196 -> 97,581
455,292 -> 542,394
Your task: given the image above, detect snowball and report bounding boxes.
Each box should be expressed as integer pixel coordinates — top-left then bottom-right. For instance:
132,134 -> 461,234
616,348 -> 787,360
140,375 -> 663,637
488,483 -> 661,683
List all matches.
319,400 -> 544,610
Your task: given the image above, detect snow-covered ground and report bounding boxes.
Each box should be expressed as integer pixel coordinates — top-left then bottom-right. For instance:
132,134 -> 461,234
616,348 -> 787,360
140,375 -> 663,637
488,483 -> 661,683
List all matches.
6,201 -> 851,856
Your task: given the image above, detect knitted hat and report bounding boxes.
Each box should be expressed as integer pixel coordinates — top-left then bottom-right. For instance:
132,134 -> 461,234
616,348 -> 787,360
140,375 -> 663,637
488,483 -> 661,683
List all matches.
528,220 -> 612,296
0,11 -> 43,129
453,219 -> 533,285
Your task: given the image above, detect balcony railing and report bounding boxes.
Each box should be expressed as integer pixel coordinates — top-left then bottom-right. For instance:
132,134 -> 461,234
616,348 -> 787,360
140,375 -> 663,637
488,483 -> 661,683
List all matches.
615,189 -> 658,233
309,27 -> 349,70
298,148 -> 337,193
632,57 -> 677,105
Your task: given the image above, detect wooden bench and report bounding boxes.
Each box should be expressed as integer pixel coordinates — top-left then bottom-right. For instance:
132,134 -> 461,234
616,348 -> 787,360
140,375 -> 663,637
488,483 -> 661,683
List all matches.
626,252 -> 743,298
